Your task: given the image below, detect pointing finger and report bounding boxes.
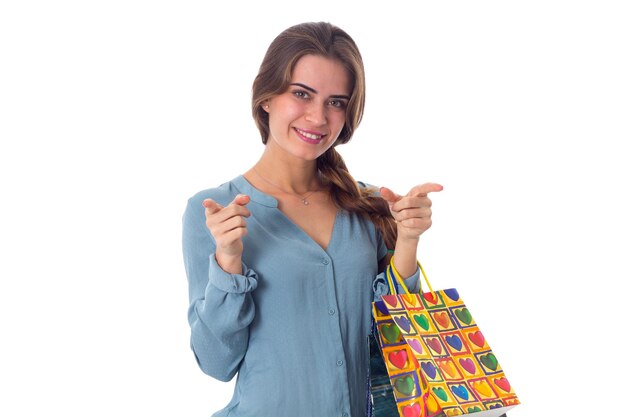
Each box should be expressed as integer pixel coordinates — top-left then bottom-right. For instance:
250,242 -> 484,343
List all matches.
202,198 -> 223,215
408,183 -> 444,197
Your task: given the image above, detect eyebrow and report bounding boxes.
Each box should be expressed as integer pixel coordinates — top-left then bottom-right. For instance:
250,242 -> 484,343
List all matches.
290,83 -> 351,100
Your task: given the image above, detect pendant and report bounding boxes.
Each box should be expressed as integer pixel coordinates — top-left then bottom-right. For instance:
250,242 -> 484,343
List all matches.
302,198 -> 309,205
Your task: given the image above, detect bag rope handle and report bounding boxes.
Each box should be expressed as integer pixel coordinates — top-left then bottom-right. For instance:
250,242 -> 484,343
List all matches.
386,256 -> 436,296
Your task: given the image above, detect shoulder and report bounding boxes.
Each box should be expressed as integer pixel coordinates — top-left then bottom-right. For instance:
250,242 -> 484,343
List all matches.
186,177 -> 242,208
184,177 -> 243,225
357,180 -> 381,197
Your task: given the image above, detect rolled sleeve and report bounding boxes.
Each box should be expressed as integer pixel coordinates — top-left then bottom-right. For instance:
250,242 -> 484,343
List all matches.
208,254 -> 258,294
188,257 -> 258,381
373,272 -> 390,301
372,263 -> 421,301
398,267 -> 421,294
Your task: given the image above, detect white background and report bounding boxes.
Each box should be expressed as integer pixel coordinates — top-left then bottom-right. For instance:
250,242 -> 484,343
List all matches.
1,1 -> 624,416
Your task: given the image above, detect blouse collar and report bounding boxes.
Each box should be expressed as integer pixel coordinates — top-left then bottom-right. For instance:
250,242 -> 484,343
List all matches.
232,175 -> 279,208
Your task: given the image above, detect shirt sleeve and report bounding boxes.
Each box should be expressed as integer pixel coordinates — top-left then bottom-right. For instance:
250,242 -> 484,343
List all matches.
182,196 -> 258,382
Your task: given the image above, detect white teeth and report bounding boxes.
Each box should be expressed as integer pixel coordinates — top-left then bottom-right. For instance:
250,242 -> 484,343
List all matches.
296,128 -> 322,140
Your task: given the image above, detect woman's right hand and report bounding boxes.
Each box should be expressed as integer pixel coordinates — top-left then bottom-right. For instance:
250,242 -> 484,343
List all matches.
202,194 -> 251,274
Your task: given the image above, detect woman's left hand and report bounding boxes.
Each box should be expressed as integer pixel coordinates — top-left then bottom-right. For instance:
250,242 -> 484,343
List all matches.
380,183 -> 444,241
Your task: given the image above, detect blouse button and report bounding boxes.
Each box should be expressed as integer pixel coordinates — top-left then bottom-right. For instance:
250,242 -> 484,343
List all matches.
336,360 -> 343,366
322,259 -> 329,265
328,308 -> 335,315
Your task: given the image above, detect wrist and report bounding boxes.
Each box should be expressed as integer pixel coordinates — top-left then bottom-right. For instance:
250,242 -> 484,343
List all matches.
392,238 -> 419,278
215,251 -> 243,275
395,232 -> 420,249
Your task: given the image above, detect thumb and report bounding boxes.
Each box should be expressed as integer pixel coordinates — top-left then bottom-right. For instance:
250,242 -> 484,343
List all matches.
232,194 -> 251,206
379,187 -> 402,204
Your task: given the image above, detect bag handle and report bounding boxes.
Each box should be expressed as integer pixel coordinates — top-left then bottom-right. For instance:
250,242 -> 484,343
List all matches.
386,256 -> 435,296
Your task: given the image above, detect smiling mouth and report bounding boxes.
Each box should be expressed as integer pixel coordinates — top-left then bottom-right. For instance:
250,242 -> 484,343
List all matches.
294,127 -> 325,143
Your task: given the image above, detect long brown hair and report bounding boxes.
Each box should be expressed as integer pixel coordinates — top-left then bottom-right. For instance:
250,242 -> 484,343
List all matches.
251,22 -> 397,249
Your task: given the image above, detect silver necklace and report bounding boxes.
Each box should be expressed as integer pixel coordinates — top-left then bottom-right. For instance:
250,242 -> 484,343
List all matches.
252,167 -> 317,205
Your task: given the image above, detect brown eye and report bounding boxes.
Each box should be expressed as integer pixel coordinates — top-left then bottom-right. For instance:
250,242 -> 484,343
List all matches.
293,90 -> 310,100
328,99 -> 347,109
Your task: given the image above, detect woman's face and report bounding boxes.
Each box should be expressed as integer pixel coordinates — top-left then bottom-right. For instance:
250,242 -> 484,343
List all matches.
264,54 -> 351,162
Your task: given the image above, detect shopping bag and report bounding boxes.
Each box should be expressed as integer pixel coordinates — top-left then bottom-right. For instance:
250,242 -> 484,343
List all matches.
371,261 -> 445,417
372,260 -> 519,417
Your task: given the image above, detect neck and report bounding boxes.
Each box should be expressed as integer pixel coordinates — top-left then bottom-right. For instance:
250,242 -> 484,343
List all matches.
252,148 -> 321,194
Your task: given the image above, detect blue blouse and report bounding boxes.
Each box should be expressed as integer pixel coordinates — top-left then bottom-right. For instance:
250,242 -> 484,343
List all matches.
182,176 -> 419,417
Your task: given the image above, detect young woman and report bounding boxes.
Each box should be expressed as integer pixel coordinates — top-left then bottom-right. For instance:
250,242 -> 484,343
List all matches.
182,22 -> 442,416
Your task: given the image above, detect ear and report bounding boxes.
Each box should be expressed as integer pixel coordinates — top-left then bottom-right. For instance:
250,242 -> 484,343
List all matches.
262,101 -> 270,113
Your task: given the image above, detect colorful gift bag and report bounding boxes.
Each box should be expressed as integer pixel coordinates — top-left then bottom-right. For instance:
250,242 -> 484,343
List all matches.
372,260 -> 519,417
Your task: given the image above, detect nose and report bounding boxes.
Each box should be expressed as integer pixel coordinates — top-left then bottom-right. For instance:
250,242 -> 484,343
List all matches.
305,101 -> 327,125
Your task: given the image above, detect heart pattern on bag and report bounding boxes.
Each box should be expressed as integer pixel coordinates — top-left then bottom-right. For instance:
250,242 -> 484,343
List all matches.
454,308 -> 472,325
450,385 -> 469,401
394,375 -> 415,396
458,358 -> 476,375
494,377 -> 511,393
433,312 -> 450,328
381,324 -> 401,344
473,380 -> 495,398
443,289 -> 460,301
372,287 -> 518,416
438,359 -> 459,379
388,350 -> 408,369
420,362 -> 437,379
407,338 -> 423,355
432,387 -> 448,402
402,403 -> 422,417
479,353 -> 499,372
394,316 -> 412,333
403,293 -> 418,307
383,295 -> 399,307
467,330 -> 485,348
414,314 -> 430,331
425,337 -> 443,354
444,335 -> 463,351
422,292 -> 438,305
421,361 -> 438,380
